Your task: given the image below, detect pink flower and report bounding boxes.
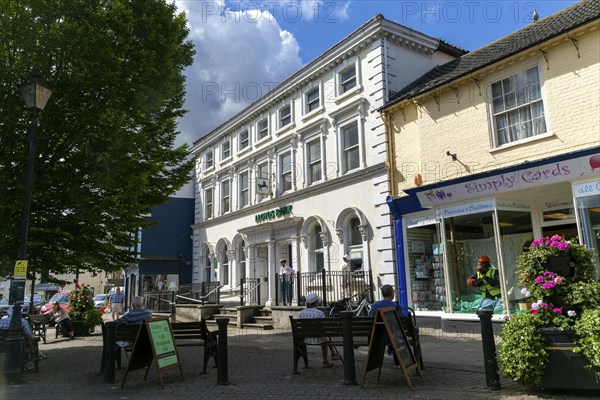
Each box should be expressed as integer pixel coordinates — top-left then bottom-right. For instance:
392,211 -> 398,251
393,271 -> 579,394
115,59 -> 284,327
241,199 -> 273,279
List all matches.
535,276 -> 545,283
554,276 -> 563,284
530,310 -> 539,314
552,308 -> 562,313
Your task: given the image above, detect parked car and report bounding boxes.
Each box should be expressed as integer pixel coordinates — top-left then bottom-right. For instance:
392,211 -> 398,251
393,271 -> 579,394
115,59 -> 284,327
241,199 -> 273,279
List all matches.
93,293 -> 107,309
0,295 -> 44,316
39,292 -> 70,314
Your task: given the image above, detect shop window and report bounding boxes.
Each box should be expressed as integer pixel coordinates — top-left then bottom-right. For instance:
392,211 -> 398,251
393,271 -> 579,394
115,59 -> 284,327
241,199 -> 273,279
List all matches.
496,210 -> 533,315
575,190 -> 600,272
443,212 -> 500,314
540,198 -> 578,240
406,222 -> 444,312
490,66 -> 547,147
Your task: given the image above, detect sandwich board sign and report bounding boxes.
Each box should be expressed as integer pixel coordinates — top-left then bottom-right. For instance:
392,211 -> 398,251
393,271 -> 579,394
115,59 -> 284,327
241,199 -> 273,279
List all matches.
360,307 -> 423,389
121,317 -> 184,388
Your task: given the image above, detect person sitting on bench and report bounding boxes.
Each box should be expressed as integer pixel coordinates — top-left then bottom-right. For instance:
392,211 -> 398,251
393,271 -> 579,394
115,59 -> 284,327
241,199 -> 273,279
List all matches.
299,293 -> 339,368
1,307 -> 46,361
115,296 -> 152,325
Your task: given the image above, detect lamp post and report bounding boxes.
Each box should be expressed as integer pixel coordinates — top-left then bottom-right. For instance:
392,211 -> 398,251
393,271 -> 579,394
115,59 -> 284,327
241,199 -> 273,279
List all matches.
4,70 -> 52,383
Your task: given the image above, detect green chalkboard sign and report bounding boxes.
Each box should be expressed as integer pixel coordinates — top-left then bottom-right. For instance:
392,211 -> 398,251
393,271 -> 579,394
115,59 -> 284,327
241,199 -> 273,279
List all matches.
121,317 -> 184,388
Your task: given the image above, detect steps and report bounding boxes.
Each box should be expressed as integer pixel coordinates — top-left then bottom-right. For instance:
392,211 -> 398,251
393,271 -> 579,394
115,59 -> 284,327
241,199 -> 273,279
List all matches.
205,306 -> 273,330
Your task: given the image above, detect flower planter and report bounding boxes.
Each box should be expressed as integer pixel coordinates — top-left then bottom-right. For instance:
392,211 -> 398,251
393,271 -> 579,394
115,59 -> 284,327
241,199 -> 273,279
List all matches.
539,328 -> 600,390
542,255 -> 573,278
71,320 -> 95,337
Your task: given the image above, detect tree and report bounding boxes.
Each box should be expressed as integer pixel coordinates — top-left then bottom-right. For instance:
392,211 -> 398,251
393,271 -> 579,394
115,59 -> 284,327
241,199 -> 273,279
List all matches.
0,0 -> 195,280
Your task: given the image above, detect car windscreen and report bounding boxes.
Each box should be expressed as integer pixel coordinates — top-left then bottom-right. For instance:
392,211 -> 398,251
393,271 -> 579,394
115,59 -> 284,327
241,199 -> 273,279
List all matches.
48,293 -> 69,304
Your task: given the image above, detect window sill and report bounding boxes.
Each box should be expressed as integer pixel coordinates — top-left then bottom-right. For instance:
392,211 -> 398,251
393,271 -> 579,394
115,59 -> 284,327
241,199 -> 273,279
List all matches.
255,136 -> 272,147
237,147 -> 251,157
490,131 -> 553,153
204,166 -> 215,174
334,85 -> 363,105
301,107 -> 325,123
275,123 -> 296,136
219,157 -> 232,166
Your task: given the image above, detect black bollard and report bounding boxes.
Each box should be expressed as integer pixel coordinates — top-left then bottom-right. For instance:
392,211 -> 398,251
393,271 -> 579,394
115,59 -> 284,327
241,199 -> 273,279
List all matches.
340,311 -> 357,385
216,318 -> 229,385
3,303 -> 24,384
104,321 -> 116,383
476,309 -> 501,391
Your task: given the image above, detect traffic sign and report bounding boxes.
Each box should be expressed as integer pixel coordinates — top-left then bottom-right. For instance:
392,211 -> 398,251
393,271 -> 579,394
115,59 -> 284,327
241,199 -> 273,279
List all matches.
14,260 -> 28,279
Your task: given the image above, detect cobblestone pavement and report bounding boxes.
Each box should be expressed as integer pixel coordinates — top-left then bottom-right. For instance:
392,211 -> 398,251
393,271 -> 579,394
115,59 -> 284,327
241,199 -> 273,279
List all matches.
1,322 -> 598,400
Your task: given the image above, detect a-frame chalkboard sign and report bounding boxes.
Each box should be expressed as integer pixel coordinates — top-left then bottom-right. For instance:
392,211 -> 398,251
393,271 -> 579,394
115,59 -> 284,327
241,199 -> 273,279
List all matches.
360,307 -> 424,389
121,317 -> 184,388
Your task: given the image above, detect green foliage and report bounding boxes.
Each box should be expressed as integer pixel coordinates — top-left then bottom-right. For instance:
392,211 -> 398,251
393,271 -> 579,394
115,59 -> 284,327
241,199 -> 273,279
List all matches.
501,236 -> 600,385
574,308 -> 600,378
0,0 -> 195,278
82,308 -> 103,328
498,313 -> 547,384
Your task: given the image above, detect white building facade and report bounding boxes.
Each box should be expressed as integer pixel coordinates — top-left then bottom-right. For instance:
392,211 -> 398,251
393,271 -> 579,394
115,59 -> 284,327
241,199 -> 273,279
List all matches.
190,15 -> 464,306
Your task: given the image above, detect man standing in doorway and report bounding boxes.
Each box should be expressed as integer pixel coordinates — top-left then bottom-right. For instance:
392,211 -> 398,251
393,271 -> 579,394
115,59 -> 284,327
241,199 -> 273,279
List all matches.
109,287 -> 125,320
279,258 -> 294,306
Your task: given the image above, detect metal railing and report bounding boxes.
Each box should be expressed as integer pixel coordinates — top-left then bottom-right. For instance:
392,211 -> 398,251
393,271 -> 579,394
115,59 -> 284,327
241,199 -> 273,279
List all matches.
145,291 -> 175,313
177,282 -> 221,305
240,278 -> 261,305
276,269 -> 373,306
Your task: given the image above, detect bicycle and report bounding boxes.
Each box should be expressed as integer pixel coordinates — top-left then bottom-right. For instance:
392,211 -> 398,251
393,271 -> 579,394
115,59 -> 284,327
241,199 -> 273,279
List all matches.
328,291 -> 372,317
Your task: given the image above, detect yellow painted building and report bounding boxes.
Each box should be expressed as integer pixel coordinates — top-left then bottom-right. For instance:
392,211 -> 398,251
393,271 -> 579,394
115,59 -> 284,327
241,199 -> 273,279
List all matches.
381,0 -> 600,322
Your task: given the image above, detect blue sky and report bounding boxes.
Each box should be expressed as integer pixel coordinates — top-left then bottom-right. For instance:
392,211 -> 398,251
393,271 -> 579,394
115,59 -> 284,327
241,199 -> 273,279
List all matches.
173,1 -> 579,147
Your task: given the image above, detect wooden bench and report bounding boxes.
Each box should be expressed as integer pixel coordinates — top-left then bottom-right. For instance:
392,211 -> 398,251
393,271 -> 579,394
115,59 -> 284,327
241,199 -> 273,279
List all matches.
101,319 -> 218,382
28,314 -> 50,344
289,315 -> 373,373
289,310 -> 424,374
0,328 -> 41,373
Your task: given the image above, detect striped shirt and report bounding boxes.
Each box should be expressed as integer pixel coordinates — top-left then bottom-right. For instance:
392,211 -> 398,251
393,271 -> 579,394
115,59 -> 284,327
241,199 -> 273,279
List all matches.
114,309 -> 153,325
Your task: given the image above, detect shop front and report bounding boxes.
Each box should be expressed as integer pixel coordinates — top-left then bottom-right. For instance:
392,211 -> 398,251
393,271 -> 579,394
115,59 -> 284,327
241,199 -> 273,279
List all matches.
388,147 -> 600,321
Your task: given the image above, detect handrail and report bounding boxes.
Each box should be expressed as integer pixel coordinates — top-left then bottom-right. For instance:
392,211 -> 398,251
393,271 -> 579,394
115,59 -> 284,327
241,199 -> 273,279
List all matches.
176,284 -> 221,302
241,278 -> 261,305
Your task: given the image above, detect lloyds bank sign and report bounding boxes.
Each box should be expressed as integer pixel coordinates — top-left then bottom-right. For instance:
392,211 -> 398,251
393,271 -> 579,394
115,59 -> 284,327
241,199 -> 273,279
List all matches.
255,204 -> 293,223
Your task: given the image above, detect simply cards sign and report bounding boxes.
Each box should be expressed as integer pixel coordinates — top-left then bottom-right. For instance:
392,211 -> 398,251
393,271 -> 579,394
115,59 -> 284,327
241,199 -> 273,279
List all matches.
415,153 -> 600,207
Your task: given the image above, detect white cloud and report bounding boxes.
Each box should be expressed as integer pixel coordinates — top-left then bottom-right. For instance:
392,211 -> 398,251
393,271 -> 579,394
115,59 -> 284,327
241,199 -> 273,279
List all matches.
174,0 -> 304,147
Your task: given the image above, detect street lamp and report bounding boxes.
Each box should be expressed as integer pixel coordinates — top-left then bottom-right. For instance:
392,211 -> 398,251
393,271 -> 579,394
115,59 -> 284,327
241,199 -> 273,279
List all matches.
4,70 -> 52,383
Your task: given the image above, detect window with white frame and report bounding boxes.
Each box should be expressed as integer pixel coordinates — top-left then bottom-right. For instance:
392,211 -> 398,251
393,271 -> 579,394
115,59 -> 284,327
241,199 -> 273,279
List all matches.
237,240 -> 246,281
221,140 -> 231,160
305,88 -> 320,113
239,171 -> 249,208
221,179 -> 230,215
257,118 -> 269,141
339,65 -> 357,94
256,162 -> 270,199
341,121 -> 359,173
279,152 -> 292,193
307,138 -> 322,184
219,244 -> 229,286
278,104 -> 292,129
238,129 -> 249,151
491,66 -> 547,146
205,150 -> 214,170
204,187 -> 214,219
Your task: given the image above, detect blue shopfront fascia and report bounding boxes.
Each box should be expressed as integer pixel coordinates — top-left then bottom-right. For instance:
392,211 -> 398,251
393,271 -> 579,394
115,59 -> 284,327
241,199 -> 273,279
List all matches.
387,146 -> 600,310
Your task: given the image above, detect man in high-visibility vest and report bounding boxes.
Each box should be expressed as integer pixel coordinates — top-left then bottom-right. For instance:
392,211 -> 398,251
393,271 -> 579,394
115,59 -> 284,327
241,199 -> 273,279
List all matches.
466,255 -> 502,312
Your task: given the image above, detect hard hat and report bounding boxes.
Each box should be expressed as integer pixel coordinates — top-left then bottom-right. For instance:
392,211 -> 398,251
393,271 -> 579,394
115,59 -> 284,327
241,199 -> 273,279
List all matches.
478,256 -> 491,263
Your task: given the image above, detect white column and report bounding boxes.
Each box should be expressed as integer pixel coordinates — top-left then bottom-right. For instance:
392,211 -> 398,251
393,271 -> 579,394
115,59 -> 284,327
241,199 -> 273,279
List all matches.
247,245 -> 256,306
266,239 -> 276,307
